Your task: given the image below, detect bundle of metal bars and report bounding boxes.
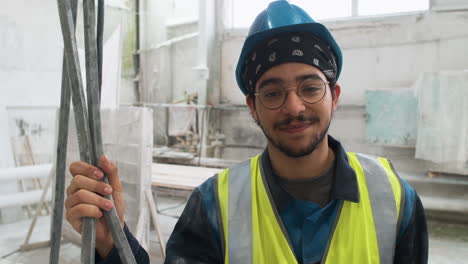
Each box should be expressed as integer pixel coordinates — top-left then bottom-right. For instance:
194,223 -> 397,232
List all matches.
52,0 -> 136,263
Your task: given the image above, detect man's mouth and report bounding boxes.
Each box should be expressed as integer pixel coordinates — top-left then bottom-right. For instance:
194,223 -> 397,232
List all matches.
279,123 -> 310,134
274,115 -> 320,133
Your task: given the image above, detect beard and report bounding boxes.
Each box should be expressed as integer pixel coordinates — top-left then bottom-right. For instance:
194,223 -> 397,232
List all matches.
257,113 -> 331,158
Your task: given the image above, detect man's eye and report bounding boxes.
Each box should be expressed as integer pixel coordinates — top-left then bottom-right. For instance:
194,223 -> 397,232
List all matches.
301,87 -> 321,94
264,91 -> 282,98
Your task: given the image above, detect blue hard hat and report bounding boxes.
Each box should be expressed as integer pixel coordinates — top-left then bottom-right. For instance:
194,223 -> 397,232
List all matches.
235,0 -> 343,95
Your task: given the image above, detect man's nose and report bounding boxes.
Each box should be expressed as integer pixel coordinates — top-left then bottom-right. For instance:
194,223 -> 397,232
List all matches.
281,90 -> 306,116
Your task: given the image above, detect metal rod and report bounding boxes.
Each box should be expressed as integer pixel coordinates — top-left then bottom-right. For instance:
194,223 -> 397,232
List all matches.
82,0 -> 100,262
56,0 -> 95,262
56,0 -> 93,180
83,0 -> 98,168
83,0 -> 136,263
49,0 -> 78,262
97,0 -> 104,99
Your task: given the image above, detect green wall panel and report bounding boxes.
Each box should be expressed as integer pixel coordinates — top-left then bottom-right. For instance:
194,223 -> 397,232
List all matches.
366,89 -> 417,147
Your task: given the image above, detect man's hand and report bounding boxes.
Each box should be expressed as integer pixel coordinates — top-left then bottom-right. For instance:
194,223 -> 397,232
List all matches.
65,155 -> 125,258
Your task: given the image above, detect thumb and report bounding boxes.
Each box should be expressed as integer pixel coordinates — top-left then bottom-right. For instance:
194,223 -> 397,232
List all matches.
99,155 -> 123,193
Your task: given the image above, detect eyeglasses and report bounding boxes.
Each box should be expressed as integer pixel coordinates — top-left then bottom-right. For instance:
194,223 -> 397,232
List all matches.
254,77 -> 328,110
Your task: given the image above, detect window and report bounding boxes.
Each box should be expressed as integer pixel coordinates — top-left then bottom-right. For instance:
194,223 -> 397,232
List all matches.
288,0 -> 352,20
359,0 -> 429,16
228,0 -> 429,29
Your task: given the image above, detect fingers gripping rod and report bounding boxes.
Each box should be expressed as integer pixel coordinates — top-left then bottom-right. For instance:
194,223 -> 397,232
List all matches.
55,0 -> 136,263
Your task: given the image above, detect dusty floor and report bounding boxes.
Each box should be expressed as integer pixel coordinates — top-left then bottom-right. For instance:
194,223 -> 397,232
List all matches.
1,195 -> 468,264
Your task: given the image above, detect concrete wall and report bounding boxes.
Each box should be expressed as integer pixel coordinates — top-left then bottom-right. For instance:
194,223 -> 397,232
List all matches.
220,10 -> 468,105
216,6 -> 468,172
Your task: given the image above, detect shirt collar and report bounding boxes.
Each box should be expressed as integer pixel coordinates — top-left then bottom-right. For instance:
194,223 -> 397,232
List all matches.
328,135 -> 359,203
260,135 -> 359,211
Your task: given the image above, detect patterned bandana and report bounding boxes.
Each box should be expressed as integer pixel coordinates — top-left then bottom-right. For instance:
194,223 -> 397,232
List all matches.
241,32 -> 338,93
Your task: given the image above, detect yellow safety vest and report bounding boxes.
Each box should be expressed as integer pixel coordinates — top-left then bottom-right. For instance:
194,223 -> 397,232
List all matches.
217,152 -> 403,264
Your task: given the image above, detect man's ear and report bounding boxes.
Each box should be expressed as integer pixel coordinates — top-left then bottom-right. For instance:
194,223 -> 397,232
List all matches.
246,95 -> 259,122
332,83 -> 341,112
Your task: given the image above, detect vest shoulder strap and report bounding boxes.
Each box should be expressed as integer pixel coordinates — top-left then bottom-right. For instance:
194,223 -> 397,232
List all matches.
353,153 -> 403,263
217,159 -> 253,264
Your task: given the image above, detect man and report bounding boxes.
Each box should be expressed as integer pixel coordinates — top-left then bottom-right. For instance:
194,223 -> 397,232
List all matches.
65,1 -> 428,263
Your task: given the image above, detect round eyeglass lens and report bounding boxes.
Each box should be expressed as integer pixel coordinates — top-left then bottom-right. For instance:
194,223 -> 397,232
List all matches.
257,77 -> 327,109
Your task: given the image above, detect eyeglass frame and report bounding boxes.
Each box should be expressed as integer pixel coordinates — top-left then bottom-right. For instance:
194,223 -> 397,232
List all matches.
253,75 -> 330,110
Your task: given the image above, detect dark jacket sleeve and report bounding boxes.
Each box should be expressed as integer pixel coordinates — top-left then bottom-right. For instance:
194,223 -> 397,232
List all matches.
95,224 -> 150,264
393,194 -> 429,264
164,187 -> 223,264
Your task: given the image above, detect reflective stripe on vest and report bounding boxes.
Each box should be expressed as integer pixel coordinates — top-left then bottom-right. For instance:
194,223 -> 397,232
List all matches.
217,152 -> 403,264
322,153 -> 402,264
218,156 -> 297,264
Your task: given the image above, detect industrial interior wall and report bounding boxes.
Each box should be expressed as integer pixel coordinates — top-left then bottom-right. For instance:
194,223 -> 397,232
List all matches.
220,9 -> 468,106
217,8 -> 468,171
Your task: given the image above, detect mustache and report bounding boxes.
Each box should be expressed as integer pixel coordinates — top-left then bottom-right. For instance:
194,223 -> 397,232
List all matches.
274,114 -> 320,129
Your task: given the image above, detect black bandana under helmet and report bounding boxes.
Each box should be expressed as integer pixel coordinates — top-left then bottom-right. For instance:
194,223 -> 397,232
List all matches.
242,32 -> 338,93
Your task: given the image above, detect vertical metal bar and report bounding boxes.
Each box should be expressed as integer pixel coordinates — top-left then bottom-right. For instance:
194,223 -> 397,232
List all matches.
50,2 -> 78,262
83,0 -> 98,167
97,0 -> 104,99
56,0 -> 93,180
82,0 -> 99,262
56,0 -> 95,262
83,1 -> 137,263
